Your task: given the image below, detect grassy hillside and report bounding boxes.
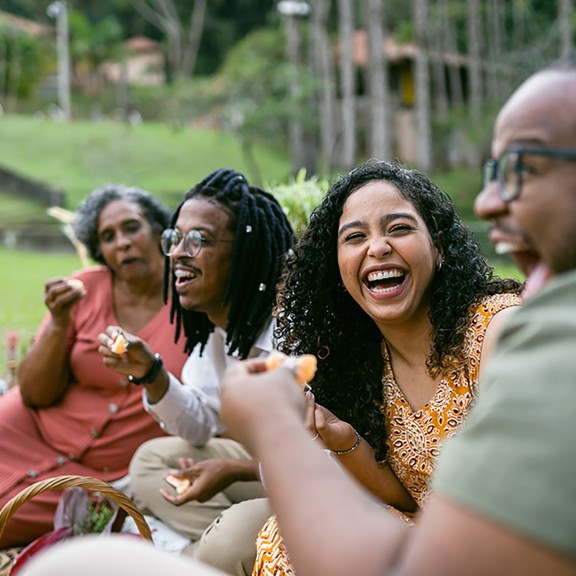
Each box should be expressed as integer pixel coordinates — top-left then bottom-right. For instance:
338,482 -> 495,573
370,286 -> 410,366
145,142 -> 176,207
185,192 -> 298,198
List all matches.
0,114 -> 291,210
0,114 -> 524,383
0,112 -> 290,383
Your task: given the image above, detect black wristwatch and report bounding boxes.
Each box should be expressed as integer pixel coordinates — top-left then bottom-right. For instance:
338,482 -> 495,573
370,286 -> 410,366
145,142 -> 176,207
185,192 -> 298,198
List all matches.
128,353 -> 164,385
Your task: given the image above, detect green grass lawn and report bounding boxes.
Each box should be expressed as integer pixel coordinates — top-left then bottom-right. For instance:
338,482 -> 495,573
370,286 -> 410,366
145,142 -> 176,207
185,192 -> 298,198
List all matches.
0,113 -> 291,210
0,248 -> 81,382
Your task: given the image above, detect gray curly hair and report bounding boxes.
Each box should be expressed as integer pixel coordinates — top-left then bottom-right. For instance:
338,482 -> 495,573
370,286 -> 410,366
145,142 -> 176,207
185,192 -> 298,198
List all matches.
73,184 -> 171,265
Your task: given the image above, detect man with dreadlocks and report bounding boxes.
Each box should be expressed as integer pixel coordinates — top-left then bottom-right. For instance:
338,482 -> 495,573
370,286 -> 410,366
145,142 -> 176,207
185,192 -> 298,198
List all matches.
98,168 -> 295,576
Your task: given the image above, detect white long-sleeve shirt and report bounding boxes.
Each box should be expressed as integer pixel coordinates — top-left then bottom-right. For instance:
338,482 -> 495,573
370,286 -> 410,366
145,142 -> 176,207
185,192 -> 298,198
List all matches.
143,318 -> 275,446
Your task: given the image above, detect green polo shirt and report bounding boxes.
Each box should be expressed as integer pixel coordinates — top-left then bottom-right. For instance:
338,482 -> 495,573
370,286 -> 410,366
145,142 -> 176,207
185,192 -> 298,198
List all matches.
433,270 -> 576,557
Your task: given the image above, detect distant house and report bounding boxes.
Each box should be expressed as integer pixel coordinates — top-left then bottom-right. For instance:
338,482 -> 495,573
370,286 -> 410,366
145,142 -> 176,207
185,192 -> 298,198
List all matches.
101,36 -> 165,87
336,30 -> 470,166
0,10 -> 51,37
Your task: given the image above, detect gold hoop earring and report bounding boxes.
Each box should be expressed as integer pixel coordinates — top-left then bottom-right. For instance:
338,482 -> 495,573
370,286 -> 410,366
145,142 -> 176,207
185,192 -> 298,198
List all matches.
317,345 -> 330,360
316,336 -> 330,360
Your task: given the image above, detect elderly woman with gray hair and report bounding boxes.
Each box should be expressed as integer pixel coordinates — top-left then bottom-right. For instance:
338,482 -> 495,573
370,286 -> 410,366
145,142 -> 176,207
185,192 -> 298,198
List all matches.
0,184 -> 188,548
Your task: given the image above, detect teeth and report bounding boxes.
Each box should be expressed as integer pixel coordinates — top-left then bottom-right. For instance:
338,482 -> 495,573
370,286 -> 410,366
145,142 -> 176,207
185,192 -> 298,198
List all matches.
494,242 -> 516,255
367,269 -> 404,282
371,285 -> 401,294
174,269 -> 195,279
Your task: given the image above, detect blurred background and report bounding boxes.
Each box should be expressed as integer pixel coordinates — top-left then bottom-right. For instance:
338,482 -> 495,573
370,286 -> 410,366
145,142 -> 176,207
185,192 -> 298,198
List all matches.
0,0 -> 568,383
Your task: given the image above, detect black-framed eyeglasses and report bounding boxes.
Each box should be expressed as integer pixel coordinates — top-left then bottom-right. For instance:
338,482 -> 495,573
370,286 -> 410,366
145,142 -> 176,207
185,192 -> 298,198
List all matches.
482,146 -> 576,202
160,228 -> 233,258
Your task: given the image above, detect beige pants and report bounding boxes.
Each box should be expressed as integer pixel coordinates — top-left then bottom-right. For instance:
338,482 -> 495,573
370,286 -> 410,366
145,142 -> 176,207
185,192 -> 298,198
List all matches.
129,436 -> 270,576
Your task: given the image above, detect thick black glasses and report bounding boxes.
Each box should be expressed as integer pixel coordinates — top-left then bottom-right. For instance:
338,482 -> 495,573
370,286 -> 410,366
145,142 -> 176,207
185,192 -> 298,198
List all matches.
482,146 -> 576,201
160,228 -> 233,258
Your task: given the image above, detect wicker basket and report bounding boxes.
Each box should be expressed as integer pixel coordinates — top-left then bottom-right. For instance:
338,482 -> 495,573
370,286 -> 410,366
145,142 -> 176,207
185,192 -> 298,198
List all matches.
0,475 -> 152,542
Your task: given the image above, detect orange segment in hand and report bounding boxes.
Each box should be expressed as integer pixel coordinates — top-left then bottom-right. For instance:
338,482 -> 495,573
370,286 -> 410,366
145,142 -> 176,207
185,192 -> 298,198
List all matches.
110,333 -> 128,354
264,350 -> 287,371
265,351 -> 317,388
165,474 -> 191,494
293,354 -> 317,385
67,279 -> 86,294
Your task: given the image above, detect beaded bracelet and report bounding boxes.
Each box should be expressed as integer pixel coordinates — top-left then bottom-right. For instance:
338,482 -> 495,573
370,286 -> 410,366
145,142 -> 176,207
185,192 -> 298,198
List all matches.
331,429 -> 361,455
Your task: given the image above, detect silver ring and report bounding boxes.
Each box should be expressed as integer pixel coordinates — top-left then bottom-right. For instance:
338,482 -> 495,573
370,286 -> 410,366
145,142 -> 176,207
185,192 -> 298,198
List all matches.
312,432 -> 319,441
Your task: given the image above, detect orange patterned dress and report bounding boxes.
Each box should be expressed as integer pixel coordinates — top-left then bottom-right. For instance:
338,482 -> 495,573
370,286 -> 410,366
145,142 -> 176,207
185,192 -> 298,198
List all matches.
252,293 -> 520,576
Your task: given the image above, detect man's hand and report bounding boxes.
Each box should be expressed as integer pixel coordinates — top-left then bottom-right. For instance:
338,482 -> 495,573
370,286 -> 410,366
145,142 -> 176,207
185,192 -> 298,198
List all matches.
97,326 -> 155,377
97,326 -> 170,401
160,457 -> 259,506
220,359 -> 306,450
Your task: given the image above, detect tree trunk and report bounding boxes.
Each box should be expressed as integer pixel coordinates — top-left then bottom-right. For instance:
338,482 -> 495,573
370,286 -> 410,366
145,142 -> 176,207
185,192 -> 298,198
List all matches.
337,0 -> 356,170
303,20 -> 319,176
181,0 -> 207,78
486,0 -> 505,104
282,11 -> 307,176
512,0 -> 527,51
364,0 -> 392,161
431,3 -> 449,121
467,0 -> 483,120
311,0 -> 337,173
559,0 -> 574,56
441,0 -> 464,109
130,0 -> 206,81
510,0 -> 530,90
414,0 -> 432,171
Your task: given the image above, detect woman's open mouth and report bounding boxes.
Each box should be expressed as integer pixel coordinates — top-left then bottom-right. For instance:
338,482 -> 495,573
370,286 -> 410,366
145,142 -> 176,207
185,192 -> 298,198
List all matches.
364,268 -> 406,294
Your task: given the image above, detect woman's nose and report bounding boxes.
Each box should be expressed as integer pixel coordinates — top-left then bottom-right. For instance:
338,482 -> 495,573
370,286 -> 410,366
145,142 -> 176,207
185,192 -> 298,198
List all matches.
115,232 -> 132,249
368,236 -> 391,258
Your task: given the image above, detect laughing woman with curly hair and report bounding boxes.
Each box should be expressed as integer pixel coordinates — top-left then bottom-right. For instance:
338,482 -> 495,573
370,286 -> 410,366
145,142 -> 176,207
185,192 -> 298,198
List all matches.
253,160 -> 522,576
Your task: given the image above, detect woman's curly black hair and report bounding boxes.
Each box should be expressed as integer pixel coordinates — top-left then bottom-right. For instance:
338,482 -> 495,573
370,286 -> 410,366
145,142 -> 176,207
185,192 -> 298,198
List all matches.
73,183 -> 171,265
165,168 -> 295,359
274,160 -> 521,461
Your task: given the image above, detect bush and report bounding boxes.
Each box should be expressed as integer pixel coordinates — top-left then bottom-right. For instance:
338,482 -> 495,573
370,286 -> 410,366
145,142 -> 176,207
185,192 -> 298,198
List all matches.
269,169 -> 330,236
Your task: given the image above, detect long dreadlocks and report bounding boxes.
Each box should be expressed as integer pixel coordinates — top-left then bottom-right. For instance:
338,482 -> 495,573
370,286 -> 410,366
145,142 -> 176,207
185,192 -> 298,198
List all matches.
164,168 -> 295,359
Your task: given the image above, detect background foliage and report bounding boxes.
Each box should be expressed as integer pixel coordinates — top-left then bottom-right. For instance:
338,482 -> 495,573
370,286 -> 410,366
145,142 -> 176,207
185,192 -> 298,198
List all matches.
1,0 -> 566,381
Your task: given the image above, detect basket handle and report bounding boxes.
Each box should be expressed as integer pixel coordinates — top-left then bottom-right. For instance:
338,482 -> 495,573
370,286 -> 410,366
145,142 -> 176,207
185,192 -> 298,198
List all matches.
0,475 -> 152,541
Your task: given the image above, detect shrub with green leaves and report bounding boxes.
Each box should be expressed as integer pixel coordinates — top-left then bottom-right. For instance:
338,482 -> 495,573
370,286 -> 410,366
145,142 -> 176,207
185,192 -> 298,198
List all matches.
269,169 -> 330,236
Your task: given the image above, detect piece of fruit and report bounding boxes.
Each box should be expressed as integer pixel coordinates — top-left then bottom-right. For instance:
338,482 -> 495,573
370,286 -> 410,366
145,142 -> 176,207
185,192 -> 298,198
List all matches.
165,474 -> 191,494
67,279 -> 86,294
293,354 -> 317,385
265,351 -> 317,388
109,333 -> 128,354
264,350 -> 287,371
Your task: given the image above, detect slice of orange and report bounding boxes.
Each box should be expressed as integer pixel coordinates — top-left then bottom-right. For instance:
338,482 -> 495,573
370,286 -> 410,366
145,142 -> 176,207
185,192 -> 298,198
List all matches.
165,474 -> 191,494
265,350 -> 288,371
67,279 -> 86,294
293,354 -> 317,385
265,351 -> 317,388
110,333 -> 128,354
